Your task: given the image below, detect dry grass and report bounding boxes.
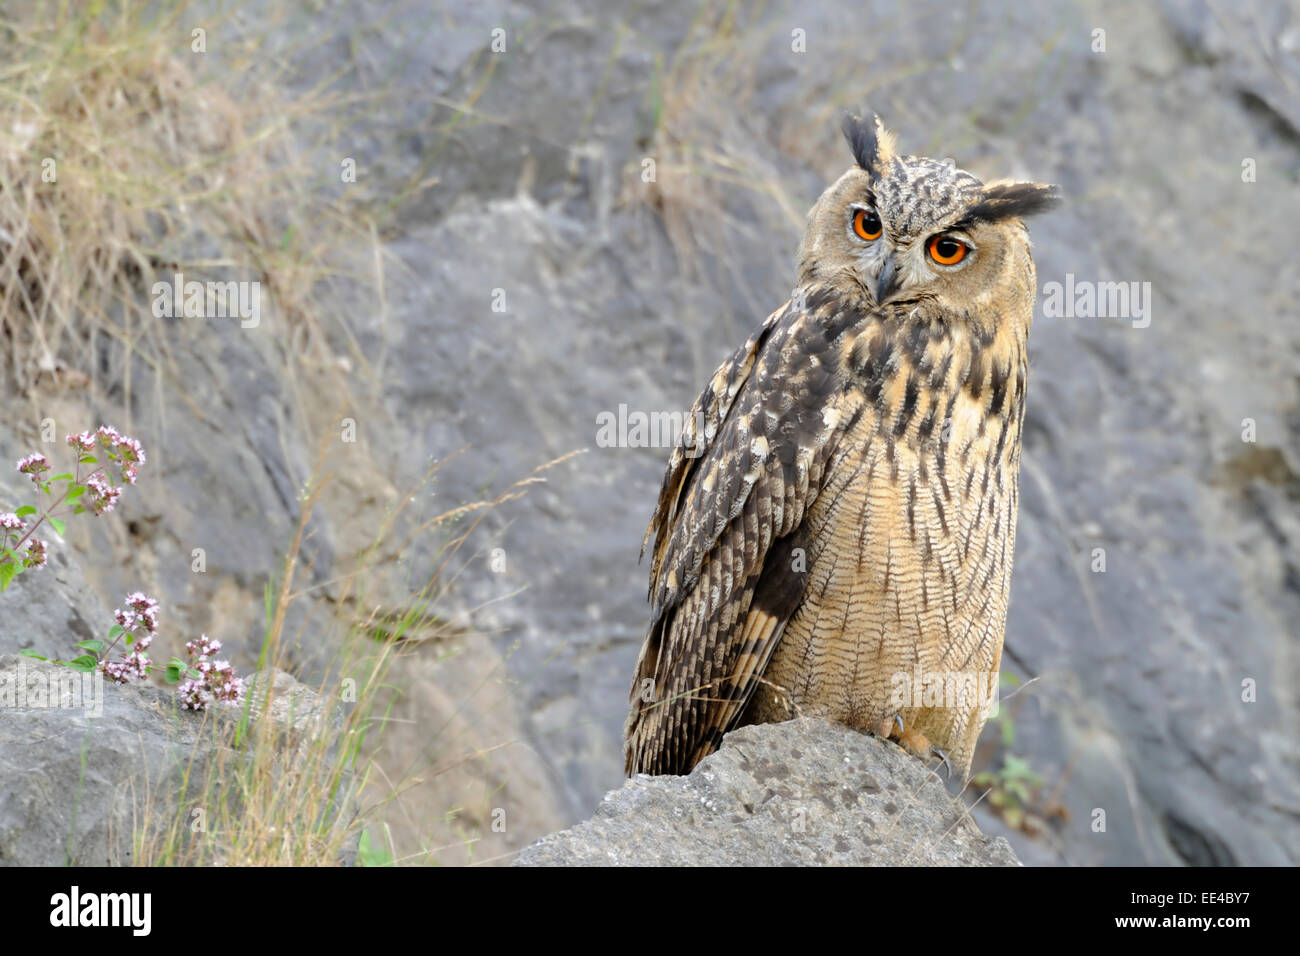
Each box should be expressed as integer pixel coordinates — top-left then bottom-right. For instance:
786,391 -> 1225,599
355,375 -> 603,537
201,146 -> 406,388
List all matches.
622,8 -> 803,284
0,0 -> 388,401
0,0 -> 562,866
131,422 -> 579,866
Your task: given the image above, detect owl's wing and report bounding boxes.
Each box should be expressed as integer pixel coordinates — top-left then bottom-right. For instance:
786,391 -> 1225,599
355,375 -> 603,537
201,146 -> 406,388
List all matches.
626,288 -> 867,774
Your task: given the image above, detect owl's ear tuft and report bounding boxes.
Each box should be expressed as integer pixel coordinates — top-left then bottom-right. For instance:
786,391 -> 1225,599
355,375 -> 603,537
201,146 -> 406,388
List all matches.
961,180 -> 1062,225
841,112 -> 897,177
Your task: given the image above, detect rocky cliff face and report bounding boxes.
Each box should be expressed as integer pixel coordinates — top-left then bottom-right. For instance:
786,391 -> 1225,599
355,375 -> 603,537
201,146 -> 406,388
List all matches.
1,0 -> 1296,865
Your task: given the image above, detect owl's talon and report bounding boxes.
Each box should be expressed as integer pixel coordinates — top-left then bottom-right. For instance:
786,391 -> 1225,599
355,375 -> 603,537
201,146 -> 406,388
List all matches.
931,746 -> 952,779
883,720 -> 952,777
876,713 -> 906,740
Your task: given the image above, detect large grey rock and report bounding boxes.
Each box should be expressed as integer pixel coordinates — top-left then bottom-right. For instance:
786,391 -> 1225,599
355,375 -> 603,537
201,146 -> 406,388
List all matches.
514,720 -> 1020,866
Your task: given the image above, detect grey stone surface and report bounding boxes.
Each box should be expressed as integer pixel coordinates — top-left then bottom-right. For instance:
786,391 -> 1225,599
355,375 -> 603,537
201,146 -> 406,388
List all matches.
0,546 -> 110,660
515,719 -> 1020,866
0,655 -> 342,866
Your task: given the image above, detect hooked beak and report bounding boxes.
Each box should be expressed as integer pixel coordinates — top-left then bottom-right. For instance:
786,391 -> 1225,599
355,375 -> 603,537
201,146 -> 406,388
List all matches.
875,256 -> 901,304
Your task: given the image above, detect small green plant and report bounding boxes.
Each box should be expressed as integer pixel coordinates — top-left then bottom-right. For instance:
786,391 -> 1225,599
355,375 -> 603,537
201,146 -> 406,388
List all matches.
972,753 -> 1046,832
357,829 -> 396,867
971,672 -> 1065,833
1,425 -> 144,591
9,427 -> 248,708
23,590 -> 159,680
22,589 -> 248,711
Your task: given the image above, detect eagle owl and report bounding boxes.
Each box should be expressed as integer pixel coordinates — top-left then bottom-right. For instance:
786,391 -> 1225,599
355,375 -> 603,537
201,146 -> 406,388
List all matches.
625,113 -> 1059,780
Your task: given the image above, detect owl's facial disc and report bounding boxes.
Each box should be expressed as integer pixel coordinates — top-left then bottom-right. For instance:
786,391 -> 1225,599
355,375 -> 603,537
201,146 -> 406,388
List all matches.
844,202 -> 894,297
791,112 -> 1062,309
878,231 -> 978,303
845,200 -> 978,303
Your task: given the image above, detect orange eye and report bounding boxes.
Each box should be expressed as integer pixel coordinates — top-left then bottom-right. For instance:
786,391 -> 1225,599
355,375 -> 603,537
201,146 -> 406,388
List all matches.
852,208 -> 882,241
928,234 -> 968,265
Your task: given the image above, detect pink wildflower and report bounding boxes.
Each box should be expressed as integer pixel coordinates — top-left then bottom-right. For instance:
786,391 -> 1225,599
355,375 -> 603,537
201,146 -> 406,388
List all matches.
66,431 -> 96,453
101,651 -> 149,684
16,453 -> 49,484
85,473 -> 121,515
22,539 -> 46,568
92,426 -> 146,485
180,634 -> 243,710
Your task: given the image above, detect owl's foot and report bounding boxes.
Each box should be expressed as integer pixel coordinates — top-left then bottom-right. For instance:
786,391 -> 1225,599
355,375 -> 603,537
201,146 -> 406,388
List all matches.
876,713 -> 904,738
876,714 -> 951,777
929,746 -> 953,779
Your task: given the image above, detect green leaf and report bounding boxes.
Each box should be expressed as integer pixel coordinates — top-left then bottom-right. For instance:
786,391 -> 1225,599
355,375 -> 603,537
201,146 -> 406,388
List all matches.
67,655 -> 98,673
164,659 -> 187,684
49,473 -> 74,482
0,561 -> 18,592
19,649 -> 47,660
357,829 -> 395,867
49,517 -> 66,537
65,485 -> 85,500
73,505 -> 86,515
74,639 -> 104,655
78,455 -> 98,464
14,505 -> 36,517
107,624 -> 124,640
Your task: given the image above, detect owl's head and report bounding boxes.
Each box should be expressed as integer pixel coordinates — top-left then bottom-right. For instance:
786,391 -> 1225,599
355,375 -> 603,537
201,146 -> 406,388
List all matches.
797,113 -> 1060,310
